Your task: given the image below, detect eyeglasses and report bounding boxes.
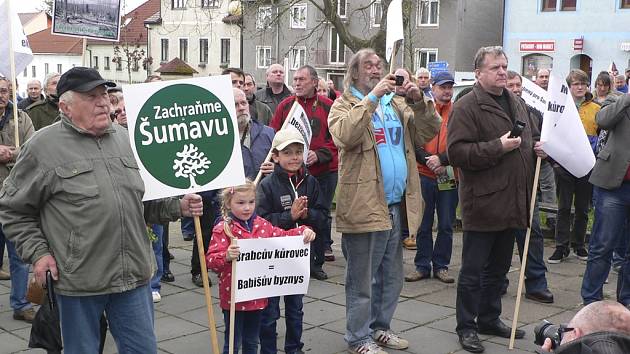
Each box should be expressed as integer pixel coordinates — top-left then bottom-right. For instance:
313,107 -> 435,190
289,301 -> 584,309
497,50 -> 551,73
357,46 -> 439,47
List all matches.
232,80 -> 244,86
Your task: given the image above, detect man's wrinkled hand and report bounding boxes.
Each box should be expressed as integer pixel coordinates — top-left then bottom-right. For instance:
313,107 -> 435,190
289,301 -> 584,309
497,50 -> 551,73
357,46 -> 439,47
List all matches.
34,254 -> 58,286
181,194 -> 203,217
500,131 -> 522,153
370,74 -> 397,98
404,81 -> 423,102
534,141 -> 547,158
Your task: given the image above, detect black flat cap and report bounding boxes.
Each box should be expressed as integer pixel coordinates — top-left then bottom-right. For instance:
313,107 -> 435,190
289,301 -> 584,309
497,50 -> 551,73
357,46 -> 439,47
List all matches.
57,67 -> 116,98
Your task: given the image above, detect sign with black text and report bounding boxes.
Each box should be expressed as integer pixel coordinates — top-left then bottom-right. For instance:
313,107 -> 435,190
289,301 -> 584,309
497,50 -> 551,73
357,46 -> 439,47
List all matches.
234,236 -> 310,302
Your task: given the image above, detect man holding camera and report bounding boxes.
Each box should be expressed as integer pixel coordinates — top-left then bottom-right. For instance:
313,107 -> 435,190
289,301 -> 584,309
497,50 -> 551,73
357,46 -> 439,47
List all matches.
447,46 -> 546,353
539,301 -> 630,353
329,48 -> 439,354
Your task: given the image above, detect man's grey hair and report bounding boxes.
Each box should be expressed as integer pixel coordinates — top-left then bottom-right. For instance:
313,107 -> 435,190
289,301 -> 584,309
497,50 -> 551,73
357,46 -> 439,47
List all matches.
344,48 -> 379,91
265,63 -> 284,76
616,74 -> 626,81
569,301 -> 630,337
59,90 -> 74,105
297,65 -> 318,81
507,70 -> 521,81
245,73 -> 256,86
27,79 -> 42,87
473,46 -> 507,70
416,67 -> 430,77
44,73 -> 61,93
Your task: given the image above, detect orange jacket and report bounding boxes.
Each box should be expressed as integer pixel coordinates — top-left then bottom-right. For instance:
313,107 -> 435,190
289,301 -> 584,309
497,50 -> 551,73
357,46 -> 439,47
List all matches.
417,101 -> 453,179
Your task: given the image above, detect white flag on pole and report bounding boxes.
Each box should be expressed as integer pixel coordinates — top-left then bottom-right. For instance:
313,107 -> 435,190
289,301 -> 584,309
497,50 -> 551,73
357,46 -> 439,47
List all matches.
520,76 -> 548,117
283,101 -> 312,163
385,0 -> 404,62
540,74 -> 595,178
0,0 -> 34,79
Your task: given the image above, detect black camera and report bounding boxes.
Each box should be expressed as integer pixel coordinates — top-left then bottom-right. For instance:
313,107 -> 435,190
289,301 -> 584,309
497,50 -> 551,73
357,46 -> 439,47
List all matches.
395,75 -> 405,86
509,120 -> 526,138
534,320 -> 569,350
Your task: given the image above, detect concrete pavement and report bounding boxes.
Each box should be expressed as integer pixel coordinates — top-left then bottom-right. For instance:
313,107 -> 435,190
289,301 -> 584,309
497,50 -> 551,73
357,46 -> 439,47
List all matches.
0,219 -> 619,354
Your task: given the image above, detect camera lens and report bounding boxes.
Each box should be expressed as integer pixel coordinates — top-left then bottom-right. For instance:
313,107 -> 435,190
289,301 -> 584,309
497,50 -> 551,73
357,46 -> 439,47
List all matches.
534,320 -> 563,349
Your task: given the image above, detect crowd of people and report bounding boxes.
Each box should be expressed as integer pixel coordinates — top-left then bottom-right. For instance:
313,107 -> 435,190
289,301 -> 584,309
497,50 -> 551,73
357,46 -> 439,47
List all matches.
0,44 -> 629,354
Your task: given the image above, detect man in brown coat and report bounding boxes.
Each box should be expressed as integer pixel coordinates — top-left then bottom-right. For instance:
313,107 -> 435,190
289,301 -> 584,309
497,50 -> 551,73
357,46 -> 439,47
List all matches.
447,46 -> 546,353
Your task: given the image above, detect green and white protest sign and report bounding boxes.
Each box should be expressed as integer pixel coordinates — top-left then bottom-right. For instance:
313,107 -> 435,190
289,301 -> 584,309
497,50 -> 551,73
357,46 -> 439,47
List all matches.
235,236 -> 310,302
123,76 -> 245,200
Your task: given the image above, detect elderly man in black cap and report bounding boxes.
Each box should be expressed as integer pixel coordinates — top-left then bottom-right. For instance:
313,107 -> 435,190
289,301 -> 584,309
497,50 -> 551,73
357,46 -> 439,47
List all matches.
0,67 -> 203,354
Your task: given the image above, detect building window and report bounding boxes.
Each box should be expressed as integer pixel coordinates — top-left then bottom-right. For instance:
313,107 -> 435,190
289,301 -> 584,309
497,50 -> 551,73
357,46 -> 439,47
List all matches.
560,0 -> 576,10
414,48 -> 438,71
132,59 -> 139,72
23,67 -> 27,77
522,53 -> 553,79
337,0 -> 346,17
371,1 -> 382,28
93,56 -> 99,69
32,66 -> 36,77
45,63 -> 49,76
622,0 -> 630,8
256,46 -> 272,68
290,46 -> 306,70
257,6 -> 273,30
172,0 -> 185,9
290,4 -> 307,29
57,64 -> 63,73
221,39 -> 230,65
116,57 -> 123,71
179,38 -> 188,62
541,0 -> 557,11
161,39 -> 169,62
418,0 -> 439,26
199,38 -> 208,63
330,27 -> 345,64
201,0 -> 218,8
104,56 -> 110,70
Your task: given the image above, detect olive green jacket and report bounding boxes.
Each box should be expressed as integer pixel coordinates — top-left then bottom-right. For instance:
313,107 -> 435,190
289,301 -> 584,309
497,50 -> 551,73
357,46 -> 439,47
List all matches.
0,103 -> 35,183
0,114 -> 179,296
26,97 -> 59,130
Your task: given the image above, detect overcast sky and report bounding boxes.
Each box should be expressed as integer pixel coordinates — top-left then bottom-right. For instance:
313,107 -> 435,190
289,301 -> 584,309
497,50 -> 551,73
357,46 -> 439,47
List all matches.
16,0 -> 146,15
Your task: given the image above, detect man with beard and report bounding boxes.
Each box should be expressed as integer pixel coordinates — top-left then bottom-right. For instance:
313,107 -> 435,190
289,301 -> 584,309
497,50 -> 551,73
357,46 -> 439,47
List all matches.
329,48 -> 439,354
234,88 -> 275,179
243,73 -> 272,125
26,73 -> 61,130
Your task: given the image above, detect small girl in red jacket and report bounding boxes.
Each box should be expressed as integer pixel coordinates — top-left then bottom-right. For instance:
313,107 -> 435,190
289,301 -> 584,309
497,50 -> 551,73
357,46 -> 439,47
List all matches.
206,180 -> 315,354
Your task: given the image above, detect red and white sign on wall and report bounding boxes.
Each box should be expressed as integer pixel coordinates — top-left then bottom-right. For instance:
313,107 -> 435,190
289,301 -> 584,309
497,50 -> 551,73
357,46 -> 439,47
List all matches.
519,41 -> 555,52
573,38 -> 584,51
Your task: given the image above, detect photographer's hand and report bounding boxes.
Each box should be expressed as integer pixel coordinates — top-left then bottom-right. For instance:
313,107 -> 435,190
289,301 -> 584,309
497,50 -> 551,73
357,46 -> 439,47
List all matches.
541,338 -> 553,352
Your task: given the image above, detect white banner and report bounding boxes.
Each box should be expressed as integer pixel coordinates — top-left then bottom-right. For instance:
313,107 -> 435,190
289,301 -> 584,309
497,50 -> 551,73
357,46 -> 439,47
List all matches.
284,102 -> 312,162
541,75 -> 595,178
0,0 -> 34,79
385,0 -> 403,62
123,75 -> 245,200
521,76 -> 548,117
234,236 -> 310,303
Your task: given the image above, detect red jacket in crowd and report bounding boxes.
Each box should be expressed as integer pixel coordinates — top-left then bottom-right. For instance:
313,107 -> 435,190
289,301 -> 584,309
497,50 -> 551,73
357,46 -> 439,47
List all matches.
269,94 -> 338,177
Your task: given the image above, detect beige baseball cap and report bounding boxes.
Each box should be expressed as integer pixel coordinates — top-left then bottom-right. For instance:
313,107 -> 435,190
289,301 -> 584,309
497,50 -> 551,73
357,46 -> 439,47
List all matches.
272,128 -> 305,150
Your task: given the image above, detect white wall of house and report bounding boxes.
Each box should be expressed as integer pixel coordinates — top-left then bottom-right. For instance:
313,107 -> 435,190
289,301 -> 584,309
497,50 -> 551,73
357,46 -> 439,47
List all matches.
88,44 -> 150,84
17,54 -> 81,97
147,0 -> 241,76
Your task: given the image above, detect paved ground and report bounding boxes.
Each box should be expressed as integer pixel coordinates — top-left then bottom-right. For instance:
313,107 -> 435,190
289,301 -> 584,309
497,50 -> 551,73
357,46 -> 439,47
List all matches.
0,219 -> 619,354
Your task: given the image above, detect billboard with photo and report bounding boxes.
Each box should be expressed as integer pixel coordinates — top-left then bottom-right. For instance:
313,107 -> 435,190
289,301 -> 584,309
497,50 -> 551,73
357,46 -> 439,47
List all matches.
52,0 -> 121,41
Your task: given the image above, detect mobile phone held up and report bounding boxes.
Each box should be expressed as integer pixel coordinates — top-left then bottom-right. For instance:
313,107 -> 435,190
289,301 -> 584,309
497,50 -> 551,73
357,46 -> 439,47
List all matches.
395,75 -> 405,86
509,120 -> 526,138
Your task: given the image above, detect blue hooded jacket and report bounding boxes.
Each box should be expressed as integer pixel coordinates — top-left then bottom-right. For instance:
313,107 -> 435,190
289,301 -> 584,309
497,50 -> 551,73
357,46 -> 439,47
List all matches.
351,87 -> 407,205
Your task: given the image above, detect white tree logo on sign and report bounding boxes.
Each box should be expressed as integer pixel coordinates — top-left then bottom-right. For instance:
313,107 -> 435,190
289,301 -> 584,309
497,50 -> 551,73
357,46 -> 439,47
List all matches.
173,144 -> 212,188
